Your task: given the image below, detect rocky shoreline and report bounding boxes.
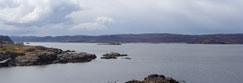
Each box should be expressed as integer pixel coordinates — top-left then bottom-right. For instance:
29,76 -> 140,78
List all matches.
126,74 -> 179,83
14,52 -> 96,66
0,43 -> 96,67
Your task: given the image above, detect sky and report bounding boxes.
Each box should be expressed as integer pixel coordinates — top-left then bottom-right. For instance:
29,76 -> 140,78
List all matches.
0,0 -> 243,36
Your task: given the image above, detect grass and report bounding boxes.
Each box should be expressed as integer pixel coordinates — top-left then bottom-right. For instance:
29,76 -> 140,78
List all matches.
0,43 -> 55,57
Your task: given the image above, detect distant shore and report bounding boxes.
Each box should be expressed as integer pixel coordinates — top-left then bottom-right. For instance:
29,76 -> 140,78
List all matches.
15,42 -> 243,45
10,33 -> 243,44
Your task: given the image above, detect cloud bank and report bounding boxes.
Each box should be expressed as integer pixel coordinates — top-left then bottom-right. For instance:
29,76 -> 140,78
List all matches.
0,0 -> 243,36
72,16 -> 114,30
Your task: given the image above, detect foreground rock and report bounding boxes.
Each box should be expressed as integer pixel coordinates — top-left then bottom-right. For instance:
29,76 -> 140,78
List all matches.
0,43 -> 96,67
126,74 -> 179,83
101,52 -> 128,59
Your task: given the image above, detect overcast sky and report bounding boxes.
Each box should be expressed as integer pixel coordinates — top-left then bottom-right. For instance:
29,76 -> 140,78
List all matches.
0,0 -> 243,36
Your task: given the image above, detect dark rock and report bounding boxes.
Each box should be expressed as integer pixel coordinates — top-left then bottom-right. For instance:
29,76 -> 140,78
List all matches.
123,57 -> 132,59
35,53 -> 57,65
0,54 -> 9,61
125,80 -> 142,83
47,48 -> 63,54
0,58 -> 17,67
13,52 -> 96,66
126,74 -> 179,83
0,51 -> 24,60
165,77 -> 178,83
0,58 -> 11,67
147,74 -> 160,78
56,52 -> 96,63
63,50 -> 75,53
101,56 -> 117,59
15,55 -> 39,66
101,52 -> 128,59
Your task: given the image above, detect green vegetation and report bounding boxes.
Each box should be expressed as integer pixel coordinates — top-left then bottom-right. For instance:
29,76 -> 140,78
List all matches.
0,40 -> 96,67
0,43 -> 55,57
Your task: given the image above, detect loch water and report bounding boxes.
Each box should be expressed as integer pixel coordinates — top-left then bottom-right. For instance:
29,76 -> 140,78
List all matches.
0,42 -> 243,83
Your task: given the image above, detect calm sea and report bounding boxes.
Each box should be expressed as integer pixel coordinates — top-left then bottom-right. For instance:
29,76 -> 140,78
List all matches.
0,42 -> 243,83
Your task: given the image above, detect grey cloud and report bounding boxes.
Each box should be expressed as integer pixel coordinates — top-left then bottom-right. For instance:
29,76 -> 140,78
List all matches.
2,0 -> 80,27
0,0 -> 243,36
0,0 -> 19,8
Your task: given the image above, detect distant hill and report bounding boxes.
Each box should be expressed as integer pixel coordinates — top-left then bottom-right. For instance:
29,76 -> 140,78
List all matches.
10,33 -> 243,44
0,36 -> 13,44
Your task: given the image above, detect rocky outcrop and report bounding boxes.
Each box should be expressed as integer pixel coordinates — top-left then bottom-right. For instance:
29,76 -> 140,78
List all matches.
126,74 -> 179,83
55,52 -> 96,63
101,52 -> 128,59
0,58 -> 12,67
0,44 -> 96,67
14,52 -> 96,66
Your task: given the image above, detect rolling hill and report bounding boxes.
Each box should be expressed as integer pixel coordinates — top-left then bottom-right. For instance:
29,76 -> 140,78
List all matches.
10,33 -> 243,44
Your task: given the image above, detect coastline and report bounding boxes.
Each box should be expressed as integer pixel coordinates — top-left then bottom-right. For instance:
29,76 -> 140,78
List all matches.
24,42 -> 243,45
0,43 -> 96,68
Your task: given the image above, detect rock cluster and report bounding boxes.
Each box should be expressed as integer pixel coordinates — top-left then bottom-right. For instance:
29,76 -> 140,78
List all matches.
55,52 -> 96,63
126,74 -> 179,83
101,52 -> 128,59
0,47 -> 96,67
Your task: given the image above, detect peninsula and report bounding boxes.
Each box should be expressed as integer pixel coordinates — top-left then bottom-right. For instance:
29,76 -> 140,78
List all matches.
0,36 -> 96,67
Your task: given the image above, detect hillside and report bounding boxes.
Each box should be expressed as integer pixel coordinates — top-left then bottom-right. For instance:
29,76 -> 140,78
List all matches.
10,33 -> 243,44
0,36 -> 13,43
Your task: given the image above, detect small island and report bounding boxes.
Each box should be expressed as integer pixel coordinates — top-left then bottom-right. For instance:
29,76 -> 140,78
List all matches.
0,41 -> 96,68
97,42 -> 122,45
126,74 -> 179,83
101,52 -> 128,59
